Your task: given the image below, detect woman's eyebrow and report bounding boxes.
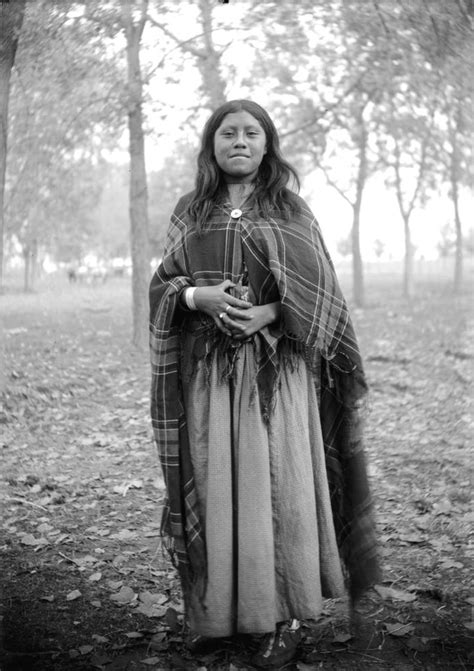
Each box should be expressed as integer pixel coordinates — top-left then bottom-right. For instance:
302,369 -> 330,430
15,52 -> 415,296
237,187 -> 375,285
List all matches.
219,124 -> 262,131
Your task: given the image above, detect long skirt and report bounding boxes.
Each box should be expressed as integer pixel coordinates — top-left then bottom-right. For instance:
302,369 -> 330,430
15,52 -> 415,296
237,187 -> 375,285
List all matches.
182,339 -> 345,637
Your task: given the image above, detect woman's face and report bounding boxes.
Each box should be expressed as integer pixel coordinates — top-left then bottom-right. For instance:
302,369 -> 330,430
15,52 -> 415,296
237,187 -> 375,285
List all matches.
213,110 -> 267,183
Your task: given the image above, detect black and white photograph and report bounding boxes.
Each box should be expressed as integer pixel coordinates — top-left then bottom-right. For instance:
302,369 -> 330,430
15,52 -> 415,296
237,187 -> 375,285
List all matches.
1,1 -> 472,670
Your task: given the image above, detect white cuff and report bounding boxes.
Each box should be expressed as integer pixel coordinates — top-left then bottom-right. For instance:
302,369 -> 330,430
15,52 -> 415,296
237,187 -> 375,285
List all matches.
184,287 -> 197,310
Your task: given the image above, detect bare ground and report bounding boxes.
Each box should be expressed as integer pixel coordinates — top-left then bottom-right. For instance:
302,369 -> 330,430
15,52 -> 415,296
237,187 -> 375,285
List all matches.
0,274 -> 473,670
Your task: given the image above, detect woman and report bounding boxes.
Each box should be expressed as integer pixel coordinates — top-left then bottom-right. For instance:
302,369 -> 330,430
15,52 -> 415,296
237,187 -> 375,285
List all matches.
149,100 -> 378,668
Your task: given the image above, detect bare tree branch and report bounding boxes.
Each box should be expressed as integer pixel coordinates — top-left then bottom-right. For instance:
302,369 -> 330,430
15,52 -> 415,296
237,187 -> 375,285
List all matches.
421,0 -> 442,46
372,0 -> 391,36
319,164 -> 354,207
137,0 -> 149,40
280,73 -> 365,139
146,14 -> 204,59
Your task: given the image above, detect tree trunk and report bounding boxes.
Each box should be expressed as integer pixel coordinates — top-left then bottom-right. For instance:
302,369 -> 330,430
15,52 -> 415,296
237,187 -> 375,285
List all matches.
453,190 -> 463,293
450,123 -> 463,293
352,207 -> 364,307
121,0 -> 150,350
402,215 -> 413,298
197,0 -> 226,109
352,108 -> 367,307
23,244 -> 30,292
30,237 -> 38,291
0,0 -> 26,292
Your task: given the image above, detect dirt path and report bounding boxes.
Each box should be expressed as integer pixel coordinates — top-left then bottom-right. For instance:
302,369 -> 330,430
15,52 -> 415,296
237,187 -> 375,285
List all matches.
1,277 -> 472,670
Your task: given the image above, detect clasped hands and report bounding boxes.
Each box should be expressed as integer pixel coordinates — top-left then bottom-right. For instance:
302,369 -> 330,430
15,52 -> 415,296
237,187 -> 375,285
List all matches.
193,280 -> 280,340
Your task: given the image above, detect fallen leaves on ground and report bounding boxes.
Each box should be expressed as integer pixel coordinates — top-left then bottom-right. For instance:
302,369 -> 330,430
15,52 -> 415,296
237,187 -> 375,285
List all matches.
0,278 -> 473,670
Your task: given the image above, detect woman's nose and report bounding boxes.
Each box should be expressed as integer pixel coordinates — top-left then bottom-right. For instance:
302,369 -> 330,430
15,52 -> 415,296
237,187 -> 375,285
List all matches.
233,133 -> 247,146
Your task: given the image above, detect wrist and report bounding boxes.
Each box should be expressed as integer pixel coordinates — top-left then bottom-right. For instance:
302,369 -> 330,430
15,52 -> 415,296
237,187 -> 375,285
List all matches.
182,287 -> 198,310
266,301 -> 281,324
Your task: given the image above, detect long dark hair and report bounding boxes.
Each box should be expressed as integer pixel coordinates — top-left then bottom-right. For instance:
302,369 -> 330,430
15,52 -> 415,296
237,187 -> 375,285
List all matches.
187,100 -> 300,231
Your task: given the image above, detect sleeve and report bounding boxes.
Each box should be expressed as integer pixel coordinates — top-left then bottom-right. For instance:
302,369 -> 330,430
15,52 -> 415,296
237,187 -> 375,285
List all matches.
149,195 -> 194,328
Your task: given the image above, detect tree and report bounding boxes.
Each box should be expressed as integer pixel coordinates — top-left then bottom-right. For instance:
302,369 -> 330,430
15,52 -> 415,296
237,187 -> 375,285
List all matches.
316,96 -> 373,307
382,102 -> 436,298
448,100 -> 468,291
437,223 -> 455,258
87,162 -> 131,261
337,235 -> 352,259
247,0 -> 394,307
12,158 -> 102,291
4,0 -> 123,290
147,0 -> 227,112
148,140 -> 196,256
189,0 -> 227,109
330,0 -> 473,297
373,239 -> 385,259
120,0 -> 150,350
437,67 -> 473,292
371,0 -> 473,293
0,0 -> 26,290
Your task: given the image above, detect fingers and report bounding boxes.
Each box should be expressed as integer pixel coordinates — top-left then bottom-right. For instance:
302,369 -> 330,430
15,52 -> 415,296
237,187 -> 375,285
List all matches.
214,314 -> 231,336
225,306 -> 253,321
231,297 -> 253,308
219,280 -> 252,308
223,296 -> 252,311
220,279 -> 235,291
223,316 -> 247,332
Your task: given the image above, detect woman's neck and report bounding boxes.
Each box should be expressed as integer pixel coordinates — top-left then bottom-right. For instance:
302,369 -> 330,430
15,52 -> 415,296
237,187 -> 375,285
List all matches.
227,182 -> 255,209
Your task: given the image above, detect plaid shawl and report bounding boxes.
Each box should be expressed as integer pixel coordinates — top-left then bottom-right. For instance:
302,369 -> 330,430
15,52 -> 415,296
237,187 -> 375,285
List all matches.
150,191 -> 379,605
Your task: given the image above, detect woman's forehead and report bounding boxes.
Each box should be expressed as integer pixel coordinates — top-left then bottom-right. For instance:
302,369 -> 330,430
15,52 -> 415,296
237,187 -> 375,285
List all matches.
217,110 -> 264,129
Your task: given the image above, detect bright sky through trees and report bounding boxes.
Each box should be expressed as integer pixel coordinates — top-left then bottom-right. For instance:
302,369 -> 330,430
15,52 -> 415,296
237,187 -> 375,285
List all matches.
128,4 -> 471,262
4,0 -> 472,280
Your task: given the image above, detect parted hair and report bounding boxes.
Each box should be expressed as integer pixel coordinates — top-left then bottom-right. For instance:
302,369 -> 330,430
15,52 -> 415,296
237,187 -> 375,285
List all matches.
186,100 -> 300,231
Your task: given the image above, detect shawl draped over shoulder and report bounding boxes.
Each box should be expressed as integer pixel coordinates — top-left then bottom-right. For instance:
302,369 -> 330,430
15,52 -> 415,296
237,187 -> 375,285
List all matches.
149,190 -> 379,604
